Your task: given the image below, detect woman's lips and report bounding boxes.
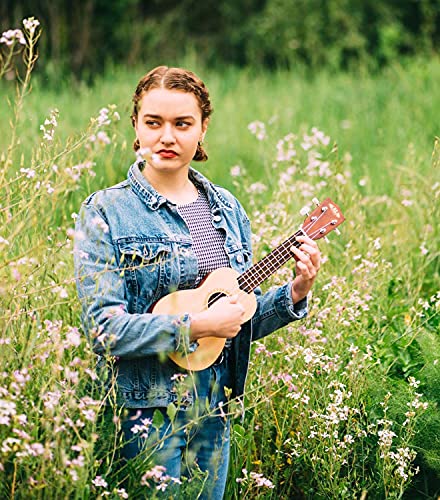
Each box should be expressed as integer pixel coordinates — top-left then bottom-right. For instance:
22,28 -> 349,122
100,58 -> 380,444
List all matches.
158,150 -> 177,158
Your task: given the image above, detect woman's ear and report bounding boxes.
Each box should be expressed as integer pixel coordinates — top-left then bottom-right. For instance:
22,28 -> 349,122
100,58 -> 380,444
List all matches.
201,118 -> 209,137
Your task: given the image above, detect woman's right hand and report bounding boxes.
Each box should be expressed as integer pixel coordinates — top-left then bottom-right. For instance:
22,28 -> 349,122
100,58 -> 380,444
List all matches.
190,295 -> 246,341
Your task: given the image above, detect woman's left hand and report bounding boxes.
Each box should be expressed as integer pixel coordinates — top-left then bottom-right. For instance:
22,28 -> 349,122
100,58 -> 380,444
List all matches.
289,235 -> 321,304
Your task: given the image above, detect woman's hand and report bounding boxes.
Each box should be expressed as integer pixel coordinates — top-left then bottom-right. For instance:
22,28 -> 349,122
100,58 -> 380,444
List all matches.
190,295 -> 245,341
290,235 -> 321,304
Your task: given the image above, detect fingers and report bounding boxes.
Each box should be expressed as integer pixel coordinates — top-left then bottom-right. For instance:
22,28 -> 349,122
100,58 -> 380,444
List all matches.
212,294 -> 245,318
291,236 -> 321,276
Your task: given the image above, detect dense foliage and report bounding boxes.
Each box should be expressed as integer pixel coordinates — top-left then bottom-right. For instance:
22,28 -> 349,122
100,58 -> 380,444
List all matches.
1,0 -> 440,79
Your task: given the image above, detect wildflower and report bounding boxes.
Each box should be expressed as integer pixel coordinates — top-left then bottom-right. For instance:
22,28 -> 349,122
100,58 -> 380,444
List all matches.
52,285 -> 68,299
40,108 -> 59,142
378,428 -> 396,448
90,131 -> 111,146
230,165 -> 241,177
135,147 -> 152,162
420,244 -> 428,255
348,344 -> 359,355
65,327 -> 81,348
373,238 -> 381,250
249,472 -> 275,488
141,465 -> 168,487
96,107 -> 111,127
130,418 -> 152,438
344,434 -> 354,444
22,17 -> 40,35
276,134 -> 296,161
311,127 -> 330,146
248,121 -> 267,141
0,29 -> 26,46
20,168 -> 36,178
92,476 -> 108,488
67,228 -> 85,240
407,377 -> 420,388
91,216 -> 109,233
247,182 -> 267,194
114,488 -> 128,499
104,305 -> 125,318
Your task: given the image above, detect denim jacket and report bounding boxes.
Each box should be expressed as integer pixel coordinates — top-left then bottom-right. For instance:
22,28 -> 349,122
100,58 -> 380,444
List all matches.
74,162 -> 307,409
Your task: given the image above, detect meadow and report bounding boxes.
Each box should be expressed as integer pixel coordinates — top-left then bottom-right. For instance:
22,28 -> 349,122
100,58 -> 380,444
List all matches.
1,21 -> 439,498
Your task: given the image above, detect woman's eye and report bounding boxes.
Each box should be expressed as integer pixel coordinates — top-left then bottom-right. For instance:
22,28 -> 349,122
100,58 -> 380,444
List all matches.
176,121 -> 190,128
145,120 -> 159,127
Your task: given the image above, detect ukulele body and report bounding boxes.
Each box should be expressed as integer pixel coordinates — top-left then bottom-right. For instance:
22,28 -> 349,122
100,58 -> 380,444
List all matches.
152,267 -> 257,371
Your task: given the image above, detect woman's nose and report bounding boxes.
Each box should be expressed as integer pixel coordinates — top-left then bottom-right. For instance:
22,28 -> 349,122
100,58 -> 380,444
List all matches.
160,124 -> 175,144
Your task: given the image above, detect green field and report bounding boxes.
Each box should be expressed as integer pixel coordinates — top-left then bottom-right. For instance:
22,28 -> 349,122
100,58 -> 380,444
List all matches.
1,37 -> 440,498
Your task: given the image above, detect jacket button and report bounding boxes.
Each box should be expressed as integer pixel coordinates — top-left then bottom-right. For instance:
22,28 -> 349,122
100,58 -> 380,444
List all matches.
213,215 -> 221,222
236,254 -> 243,263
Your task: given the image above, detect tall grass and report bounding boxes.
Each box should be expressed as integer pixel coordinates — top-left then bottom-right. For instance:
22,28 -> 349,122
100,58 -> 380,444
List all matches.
1,19 -> 439,498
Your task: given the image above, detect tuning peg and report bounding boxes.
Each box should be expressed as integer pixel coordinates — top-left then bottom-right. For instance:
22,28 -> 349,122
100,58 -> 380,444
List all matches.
312,197 -> 320,206
324,236 -> 330,243
335,228 -> 341,235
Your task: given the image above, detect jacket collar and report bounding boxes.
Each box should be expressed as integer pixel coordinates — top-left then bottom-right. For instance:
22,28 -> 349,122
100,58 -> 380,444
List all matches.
128,161 -> 233,211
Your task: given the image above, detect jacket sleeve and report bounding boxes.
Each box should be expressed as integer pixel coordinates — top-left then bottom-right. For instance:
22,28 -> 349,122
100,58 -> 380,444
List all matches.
74,203 -> 192,359
235,199 -> 308,341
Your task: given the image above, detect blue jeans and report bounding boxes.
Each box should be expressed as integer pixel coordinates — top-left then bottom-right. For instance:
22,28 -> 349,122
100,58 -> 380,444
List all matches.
121,353 -> 231,499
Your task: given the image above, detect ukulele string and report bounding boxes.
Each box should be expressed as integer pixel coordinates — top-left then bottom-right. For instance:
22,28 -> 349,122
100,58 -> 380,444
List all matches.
198,214 -> 334,312
238,223 -> 329,293
238,206 -> 331,292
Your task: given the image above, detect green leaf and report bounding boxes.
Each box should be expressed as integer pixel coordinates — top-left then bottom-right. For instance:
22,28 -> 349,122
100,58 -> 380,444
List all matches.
152,409 -> 165,430
167,402 -> 177,423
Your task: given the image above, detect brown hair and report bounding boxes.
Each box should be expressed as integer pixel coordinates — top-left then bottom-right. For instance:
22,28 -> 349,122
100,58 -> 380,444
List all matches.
131,66 -> 213,162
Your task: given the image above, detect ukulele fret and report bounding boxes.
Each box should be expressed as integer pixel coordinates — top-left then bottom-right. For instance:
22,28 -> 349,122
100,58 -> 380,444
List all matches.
238,231 -> 303,293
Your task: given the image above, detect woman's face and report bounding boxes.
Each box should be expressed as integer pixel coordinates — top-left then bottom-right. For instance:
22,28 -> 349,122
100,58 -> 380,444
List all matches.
135,88 -> 208,174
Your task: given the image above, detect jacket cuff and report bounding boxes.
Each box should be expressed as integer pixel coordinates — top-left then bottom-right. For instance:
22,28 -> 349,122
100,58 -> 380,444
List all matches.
274,283 -> 308,323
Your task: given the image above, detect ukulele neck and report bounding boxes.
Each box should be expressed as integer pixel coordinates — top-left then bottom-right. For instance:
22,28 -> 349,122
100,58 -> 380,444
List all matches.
237,229 -> 304,293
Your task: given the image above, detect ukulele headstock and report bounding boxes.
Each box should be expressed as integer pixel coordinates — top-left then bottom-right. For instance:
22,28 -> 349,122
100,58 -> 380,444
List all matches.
301,198 -> 345,240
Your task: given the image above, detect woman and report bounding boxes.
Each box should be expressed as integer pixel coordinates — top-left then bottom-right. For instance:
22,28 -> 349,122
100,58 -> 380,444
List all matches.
74,66 -> 321,498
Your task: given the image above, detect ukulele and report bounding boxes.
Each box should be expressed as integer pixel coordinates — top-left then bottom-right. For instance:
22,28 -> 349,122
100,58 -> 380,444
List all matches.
153,198 -> 345,371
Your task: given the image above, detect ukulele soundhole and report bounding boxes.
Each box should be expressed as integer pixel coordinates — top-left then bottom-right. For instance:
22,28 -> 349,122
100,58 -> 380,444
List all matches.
207,292 -> 228,308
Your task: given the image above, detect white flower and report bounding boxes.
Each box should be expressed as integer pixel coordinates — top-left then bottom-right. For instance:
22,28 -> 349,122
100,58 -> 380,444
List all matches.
92,476 -> 108,488
91,216 -> 109,233
230,165 -> 241,177
97,107 -> 111,127
23,18 -> 40,35
420,244 -> 428,255
0,29 -> 26,46
248,121 -> 267,140
20,168 -> 36,178
65,327 -> 81,347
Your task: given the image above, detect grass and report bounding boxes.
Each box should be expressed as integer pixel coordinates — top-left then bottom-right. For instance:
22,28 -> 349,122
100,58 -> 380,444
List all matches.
1,23 -> 439,499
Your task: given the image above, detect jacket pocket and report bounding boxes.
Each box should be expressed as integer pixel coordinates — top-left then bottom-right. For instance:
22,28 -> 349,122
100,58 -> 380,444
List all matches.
117,238 -> 172,313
